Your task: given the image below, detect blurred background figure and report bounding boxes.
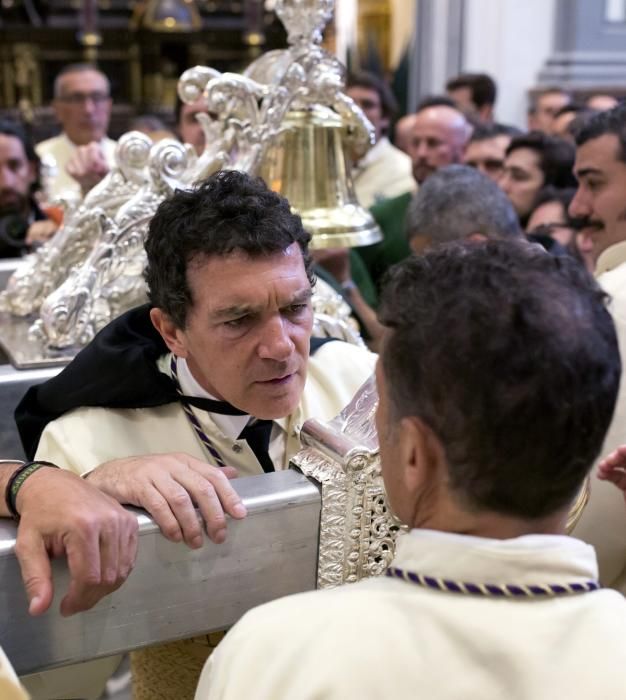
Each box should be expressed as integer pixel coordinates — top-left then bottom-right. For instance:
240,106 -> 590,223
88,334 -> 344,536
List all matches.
346,71 -> 416,207
36,64 -> 115,201
446,72 -> 497,124
463,123 -> 521,182
499,131 -> 576,227
528,87 -> 571,133
0,119 -> 58,256
586,94 -> 620,112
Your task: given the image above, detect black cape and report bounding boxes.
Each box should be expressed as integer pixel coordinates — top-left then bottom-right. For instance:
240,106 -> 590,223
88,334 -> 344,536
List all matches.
15,303 -> 335,459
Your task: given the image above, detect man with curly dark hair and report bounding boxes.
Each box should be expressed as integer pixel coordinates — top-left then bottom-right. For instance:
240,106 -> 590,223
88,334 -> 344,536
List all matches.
17,169 -> 376,699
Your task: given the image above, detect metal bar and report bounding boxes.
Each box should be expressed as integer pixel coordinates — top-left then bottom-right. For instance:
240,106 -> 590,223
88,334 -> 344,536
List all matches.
0,363 -> 61,459
0,469 -> 321,675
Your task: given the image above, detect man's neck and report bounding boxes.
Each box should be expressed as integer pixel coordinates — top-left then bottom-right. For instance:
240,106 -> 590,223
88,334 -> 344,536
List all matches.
414,498 -> 569,539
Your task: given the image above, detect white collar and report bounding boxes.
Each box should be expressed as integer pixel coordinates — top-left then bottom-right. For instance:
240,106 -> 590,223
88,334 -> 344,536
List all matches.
355,136 -> 390,169
175,357 -> 250,440
595,240 -> 626,276
392,529 -> 598,585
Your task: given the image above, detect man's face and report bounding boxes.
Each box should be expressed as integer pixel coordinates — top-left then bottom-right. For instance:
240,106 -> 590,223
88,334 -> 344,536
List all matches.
463,135 -> 511,182
406,107 -> 468,184
179,99 -> 208,156
165,243 -> 314,419
570,134 -> 626,265
0,134 -> 35,216
531,92 -> 570,133
53,70 -> 111,146
346,86 -> 387,143
499,147 -> 545,220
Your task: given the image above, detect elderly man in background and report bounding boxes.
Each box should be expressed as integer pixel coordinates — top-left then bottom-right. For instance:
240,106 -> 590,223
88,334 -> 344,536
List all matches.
197,239 -> 626,700
345,71 -> 415,208
36,63 -> 116,201
355,104 -> 472,287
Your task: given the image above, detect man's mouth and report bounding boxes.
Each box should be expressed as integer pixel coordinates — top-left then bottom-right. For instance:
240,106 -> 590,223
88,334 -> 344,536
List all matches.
578,218 -> 603,235
257,372 -> 295,385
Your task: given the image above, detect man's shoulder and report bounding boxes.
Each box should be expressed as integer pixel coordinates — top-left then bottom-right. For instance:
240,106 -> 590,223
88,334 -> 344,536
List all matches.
308,340 -> 376,379
370,190 -> 413,223
35,134 -> 64,155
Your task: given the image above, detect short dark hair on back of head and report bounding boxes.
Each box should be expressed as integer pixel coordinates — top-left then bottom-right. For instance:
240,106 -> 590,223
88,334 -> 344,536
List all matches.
406,164 -> 521,244
145,170 -> 314,328
574,103 -> 626,163
378,239 -> 620,519
446,73 -> 497,109
506,131 -> 577,188
346,71 -> 398,120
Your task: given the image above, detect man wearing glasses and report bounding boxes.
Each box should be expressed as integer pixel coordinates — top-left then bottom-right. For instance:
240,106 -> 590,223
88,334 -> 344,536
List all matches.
36,63 -> 116,201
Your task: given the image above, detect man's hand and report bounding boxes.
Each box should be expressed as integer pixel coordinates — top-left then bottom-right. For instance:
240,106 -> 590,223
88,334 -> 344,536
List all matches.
85,453 -> 247,548
25,219 -> 59,247
66,142 -> 110,194
14,467 -> 138,617
598,446 -> 626,498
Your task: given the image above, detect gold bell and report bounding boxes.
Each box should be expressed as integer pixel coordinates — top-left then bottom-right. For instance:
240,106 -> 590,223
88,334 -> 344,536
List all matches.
259,105 -> 382,249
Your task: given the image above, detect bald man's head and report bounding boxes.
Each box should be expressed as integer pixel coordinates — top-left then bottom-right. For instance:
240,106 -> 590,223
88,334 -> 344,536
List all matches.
405,106 -> 472,184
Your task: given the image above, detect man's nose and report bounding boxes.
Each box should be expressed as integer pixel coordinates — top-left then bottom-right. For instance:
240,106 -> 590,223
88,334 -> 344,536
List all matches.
569,187 -> 589,219
498,171 -> 512,194
258,316 -> 295,361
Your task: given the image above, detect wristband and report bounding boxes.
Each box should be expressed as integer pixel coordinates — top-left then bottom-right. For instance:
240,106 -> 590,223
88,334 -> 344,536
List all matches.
5,460 -> 59,520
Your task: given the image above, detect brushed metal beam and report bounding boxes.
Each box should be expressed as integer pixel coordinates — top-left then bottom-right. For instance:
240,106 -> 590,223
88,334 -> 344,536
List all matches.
0,469 -> 321,675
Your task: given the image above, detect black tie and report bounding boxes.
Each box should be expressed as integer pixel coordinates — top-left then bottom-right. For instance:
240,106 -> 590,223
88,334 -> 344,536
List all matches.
238,420 -> 275,473
182,395 -> 248,415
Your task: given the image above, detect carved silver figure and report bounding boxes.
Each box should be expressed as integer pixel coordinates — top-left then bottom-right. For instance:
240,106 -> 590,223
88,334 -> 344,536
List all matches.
2,0 -> 375,355
0,131 -> 151,317
292,375 -> 405,588
31,139 -> 190,349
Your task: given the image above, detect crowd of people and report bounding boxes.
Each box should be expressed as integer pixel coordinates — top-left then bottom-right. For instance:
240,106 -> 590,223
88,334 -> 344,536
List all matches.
1,64 -> 626,700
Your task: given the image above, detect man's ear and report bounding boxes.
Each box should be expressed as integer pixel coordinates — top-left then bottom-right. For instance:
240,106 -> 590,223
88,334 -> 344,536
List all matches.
398,416 -> 446,496
150,307 -> 188,358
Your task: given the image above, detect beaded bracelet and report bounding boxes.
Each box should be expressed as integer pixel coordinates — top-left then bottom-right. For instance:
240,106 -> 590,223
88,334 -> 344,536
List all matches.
5,460 -> 59,520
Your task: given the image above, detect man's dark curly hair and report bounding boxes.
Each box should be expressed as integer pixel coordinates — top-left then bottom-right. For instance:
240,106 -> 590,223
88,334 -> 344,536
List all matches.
378,239 -> 620,520
145,170 -> 314,328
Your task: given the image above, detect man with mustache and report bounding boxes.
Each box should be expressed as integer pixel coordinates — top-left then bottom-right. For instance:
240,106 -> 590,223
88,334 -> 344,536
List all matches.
568,103 -> 626,594
16,169 -> 376,698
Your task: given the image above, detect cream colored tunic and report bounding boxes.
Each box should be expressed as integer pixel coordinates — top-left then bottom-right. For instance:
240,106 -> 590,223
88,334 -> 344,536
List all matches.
571,240 -> 626,594
35,133 -> 117,201
0,647 -> 28,700
353,137 -> 416,208
33,340 -> 376,700
36,341 -> 376,476
197,530 -> 626,700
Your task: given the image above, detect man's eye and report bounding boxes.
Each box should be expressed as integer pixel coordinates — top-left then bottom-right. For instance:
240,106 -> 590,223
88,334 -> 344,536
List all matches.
224,316 -> 248,328
285,303 -> 308,315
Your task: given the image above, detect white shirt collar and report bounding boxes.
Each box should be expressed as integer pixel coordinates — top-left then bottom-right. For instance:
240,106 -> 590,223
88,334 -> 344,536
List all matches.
175,357 -> 250,440
392,529 -> 598,585
595,240 -> 626,276
355,136 -> 390,169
